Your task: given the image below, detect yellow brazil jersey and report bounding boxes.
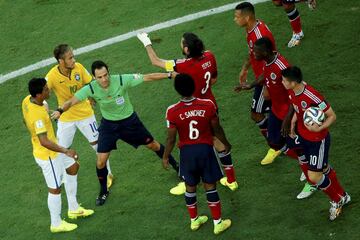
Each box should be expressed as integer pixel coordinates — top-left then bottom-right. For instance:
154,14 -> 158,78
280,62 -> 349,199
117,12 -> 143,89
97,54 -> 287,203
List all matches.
46,62 -> 94,122
22,95 -> 58,160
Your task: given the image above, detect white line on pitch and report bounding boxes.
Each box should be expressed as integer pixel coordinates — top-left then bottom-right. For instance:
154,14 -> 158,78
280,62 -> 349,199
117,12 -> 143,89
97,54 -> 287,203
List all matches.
0,0 -> 268,84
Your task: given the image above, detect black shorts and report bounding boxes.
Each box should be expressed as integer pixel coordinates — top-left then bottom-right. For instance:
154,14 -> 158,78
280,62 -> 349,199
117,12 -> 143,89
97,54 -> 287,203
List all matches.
251,85 -> 271,114
299,133 -> 331,172
179,144 -> 223,186
97,112 -> 154,153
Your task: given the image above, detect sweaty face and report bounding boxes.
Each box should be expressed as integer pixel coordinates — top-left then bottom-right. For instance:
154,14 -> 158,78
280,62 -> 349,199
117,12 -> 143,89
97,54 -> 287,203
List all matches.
94,67 -> 110,88
234,10 -> 248,27
61,50 -> 76,69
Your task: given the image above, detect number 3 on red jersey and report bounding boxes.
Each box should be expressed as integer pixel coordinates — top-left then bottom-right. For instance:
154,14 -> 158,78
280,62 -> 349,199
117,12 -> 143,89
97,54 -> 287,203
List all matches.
201,71 -> 211,94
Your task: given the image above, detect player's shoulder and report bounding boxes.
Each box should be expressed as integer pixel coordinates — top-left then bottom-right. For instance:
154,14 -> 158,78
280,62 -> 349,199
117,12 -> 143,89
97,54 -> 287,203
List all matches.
46,65 -> 60,80
166,101 -> 182,113
303,85 -> 324,102
74,62 -> 86,70
195,98 -> 216,108
175,58 -> 188,65
274,53 -> 290,70
256,20 -> 273,36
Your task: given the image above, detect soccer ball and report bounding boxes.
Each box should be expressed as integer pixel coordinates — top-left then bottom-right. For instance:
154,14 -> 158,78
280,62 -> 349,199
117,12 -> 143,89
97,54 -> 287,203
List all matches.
303,107 -> 325,126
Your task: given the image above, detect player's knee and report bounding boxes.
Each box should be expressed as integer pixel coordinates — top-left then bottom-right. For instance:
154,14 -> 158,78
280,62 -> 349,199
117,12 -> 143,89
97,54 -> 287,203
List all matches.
308,170 -> 322,184
213,137 -> 225,152
146,140 -> 160,151
66,162 -> 79,175
97,153 -> 109,168
283,3 -> 295,12
203,182 -> 216,191
272,0 -> 282,6
48,187 -> 61,194
251,112 -> 265,123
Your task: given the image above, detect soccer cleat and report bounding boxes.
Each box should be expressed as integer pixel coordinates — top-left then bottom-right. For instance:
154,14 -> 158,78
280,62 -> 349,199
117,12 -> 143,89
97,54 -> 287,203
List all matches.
299,172 -> 306,182
296,182 -> 317,199
307,0 -> 316,10
68,206 -> 95,219
190,215 -> 208,231
260,148 -> 281,165
170,182 -> 186,195
50,220 -> 78,233
219,177 -> 238,191
287,31 -> 304,48
329,192 -> 351,221
107,173 -> 114,190
96,191 -> 109,206
214,219 -> 232,235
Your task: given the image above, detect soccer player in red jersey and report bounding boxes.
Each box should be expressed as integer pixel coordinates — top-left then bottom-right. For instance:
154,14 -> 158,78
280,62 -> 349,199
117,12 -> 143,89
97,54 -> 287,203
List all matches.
234,2 -> 281,164
282,66 -> 350,220
163,74 -> 231,234
253,38 -> 316,198
272,0 -> 316,48
137,32 -> 238,193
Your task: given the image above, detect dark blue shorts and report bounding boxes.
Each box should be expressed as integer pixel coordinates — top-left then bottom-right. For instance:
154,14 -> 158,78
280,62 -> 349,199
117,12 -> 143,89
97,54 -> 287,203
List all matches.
179,144 -> 223,186
97,112 -> 154,153
251,85 -> 271,114
299,133 -> 330,172
267,111 -> 285,150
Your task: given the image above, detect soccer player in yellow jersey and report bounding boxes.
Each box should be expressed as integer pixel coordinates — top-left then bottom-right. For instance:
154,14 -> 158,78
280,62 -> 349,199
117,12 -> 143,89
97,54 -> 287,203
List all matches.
45,44 -> 114,190
22,78 -> 94,233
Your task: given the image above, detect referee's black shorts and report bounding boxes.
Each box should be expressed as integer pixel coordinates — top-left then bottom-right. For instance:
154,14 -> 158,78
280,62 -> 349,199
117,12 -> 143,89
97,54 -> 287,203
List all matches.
97,112 -> 154,153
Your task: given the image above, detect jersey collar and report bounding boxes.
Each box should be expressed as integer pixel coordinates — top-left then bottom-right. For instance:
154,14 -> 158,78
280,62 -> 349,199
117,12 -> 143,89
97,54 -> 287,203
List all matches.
181,97 -> 196,103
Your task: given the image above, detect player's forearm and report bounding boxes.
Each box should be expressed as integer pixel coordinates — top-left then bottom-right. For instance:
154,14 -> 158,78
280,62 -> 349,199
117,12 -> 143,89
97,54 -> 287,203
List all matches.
39,136 -> 67,154
241,57 -> 251,72
143,72 -> 173,82
283,105 -> 295,128
163,138 -> 176,159
319,109 -> 336,130
145,46 -> 166,69
62,96 -> 80,111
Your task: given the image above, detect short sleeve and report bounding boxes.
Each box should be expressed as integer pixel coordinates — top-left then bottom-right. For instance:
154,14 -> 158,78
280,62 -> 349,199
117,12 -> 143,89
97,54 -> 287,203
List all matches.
34,118 -> 47,135
75,84 -> 93,101
173,59 -> 186,72
78,63 -> 92,84
318,100 -> 330,112
45,73 -> 53,90
120,74 -> 144,88
166,108 -> 176,129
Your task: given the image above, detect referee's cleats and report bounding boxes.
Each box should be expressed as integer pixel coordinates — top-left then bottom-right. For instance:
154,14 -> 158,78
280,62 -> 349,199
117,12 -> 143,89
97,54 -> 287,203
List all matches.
96,191 -> 109,206
68,206 -> 94,219
170,182 -> 186,195
50,220 -> 77,233
190,215 -> 208,231
107,174 -> 114,190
